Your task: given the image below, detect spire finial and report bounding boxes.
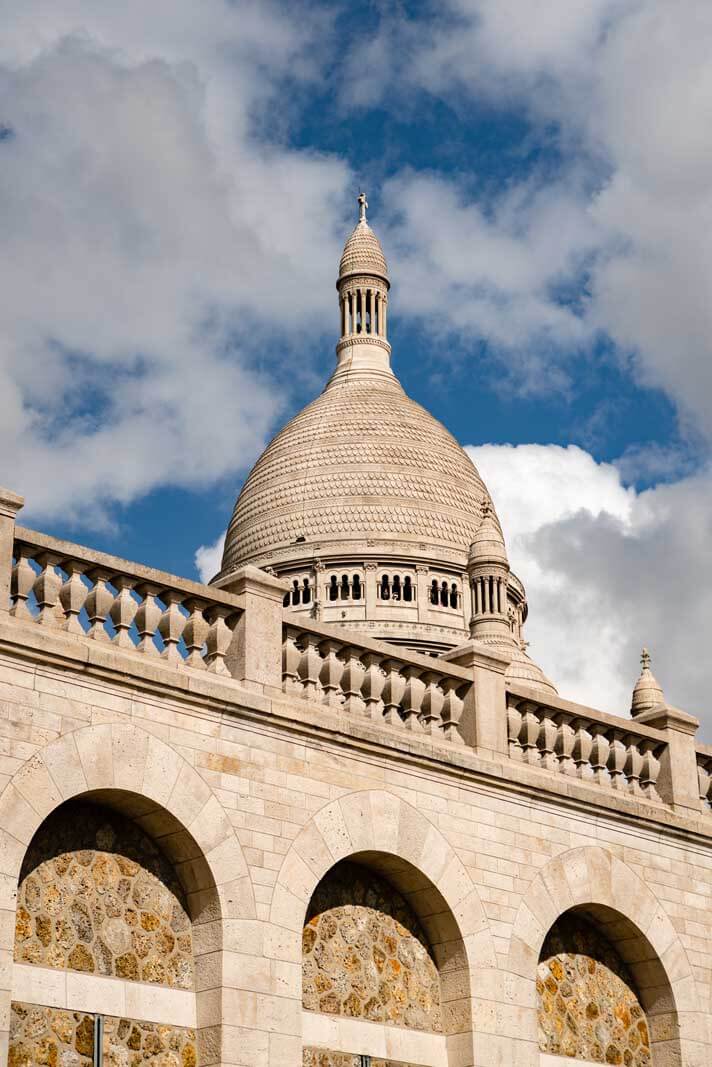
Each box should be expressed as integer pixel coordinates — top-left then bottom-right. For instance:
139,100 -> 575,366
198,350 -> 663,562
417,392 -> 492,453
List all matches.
641,647 -> 651,671
357,191 -> 368,223
481,495 -> 492,518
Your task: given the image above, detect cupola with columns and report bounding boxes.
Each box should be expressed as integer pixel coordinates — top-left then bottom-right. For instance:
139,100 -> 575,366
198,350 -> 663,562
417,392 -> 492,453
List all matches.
334,192 -> 392,382
216,194 -> 556,691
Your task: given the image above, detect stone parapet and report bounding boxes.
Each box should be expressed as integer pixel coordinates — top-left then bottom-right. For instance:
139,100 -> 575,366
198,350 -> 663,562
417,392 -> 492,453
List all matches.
0,520 -> 709,830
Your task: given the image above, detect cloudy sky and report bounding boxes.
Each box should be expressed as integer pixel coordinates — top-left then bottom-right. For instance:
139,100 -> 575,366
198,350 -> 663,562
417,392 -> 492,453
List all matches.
1,1 -> 711,724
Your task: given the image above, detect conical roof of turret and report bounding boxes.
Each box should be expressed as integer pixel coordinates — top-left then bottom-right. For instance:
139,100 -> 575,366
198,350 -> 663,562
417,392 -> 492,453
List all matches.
631,648 -> 665,716
337,193 -> 389,285
468,498 -> 508,566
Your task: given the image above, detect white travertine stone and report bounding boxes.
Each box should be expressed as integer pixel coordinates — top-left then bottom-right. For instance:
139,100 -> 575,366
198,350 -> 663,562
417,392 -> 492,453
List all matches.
0,490 -> 23,615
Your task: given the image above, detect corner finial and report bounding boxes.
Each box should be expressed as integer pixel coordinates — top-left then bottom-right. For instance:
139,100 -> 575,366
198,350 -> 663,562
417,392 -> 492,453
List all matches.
357,191 -> 368,223
631,645 -> 664,717
481,495 -> 492,518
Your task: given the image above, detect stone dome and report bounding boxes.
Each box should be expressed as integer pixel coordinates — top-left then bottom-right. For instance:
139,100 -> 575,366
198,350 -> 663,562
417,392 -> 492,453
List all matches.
338,219 -> 389,285
219,369 -> 489,574
216,194 -> 557,684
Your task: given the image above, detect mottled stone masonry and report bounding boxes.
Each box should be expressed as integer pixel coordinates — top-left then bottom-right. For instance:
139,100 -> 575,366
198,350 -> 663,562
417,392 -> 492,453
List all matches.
302,861 -> 442,1033
303,1051 -> 418,1067
538,913 -> 651,1065
9,1001 -> 93,1066
9,1001 -> 197,1067
14,800 -> 194,990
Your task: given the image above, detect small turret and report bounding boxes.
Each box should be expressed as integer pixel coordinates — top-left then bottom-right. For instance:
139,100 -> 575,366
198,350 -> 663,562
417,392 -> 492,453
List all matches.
631,648 -> 665,716
332,193 -> 392,383
467,498 -> 511,643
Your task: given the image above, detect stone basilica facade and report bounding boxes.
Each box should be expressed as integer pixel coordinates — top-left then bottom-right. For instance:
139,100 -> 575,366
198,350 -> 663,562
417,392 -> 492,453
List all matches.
0,199 -> 711,1067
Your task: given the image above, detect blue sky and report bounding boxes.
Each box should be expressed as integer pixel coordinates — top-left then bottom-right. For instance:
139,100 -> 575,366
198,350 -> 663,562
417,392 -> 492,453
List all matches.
1,0 -> 711,719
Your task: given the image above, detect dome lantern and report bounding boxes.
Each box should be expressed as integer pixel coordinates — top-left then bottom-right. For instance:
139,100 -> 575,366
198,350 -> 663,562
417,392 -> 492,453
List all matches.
333,193 -> 392,384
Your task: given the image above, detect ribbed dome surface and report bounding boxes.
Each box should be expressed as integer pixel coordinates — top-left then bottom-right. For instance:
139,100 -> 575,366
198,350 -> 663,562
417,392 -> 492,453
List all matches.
338,220 -> 389,283
220,373 -> 489,574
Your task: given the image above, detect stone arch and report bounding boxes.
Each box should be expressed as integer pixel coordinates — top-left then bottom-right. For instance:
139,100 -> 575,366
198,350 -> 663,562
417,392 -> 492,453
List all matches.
0,722 -> 255,1067
508,845 -> 703,1065
270,790 -> 496,1067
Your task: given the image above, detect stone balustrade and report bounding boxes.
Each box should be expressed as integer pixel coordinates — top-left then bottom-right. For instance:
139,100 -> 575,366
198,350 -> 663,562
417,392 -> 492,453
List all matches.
0,502 -> 705,817
8,527 -> 243,674
507,686 -> 668,801
282,615 -> 472,743
696,745 -> 712,810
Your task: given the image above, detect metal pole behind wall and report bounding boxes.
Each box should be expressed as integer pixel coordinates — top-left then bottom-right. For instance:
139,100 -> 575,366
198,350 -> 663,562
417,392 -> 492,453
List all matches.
93,1014 -> 103,1067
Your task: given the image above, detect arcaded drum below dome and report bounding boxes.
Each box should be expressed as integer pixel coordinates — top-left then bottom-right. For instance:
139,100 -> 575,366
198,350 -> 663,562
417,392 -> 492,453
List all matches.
219,369 -> 489,575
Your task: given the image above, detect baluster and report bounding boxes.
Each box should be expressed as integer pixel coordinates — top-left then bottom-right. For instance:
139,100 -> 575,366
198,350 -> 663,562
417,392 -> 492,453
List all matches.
361,653 -> 385,721
607,731 -> 628,791
10,545 -> 36,619
440,679 -> 465,744
297,633 -> 323,699
134,583 -> 162,656
589,725 -> 610,785
158,590 -> 187,664
555,714 -> 576,775
204,605 -> 236,675
32,553 -> 64,627
507,703 -> 523,759
572,720 -> 594,780
282,626 -> 302,693
319,639 -> 344,708
539,711 -> 558,771
382,659 -> 406,728
519,702 -> 541,765
110,575 -> 138,649
420,672 -> 444,735
183,599 -> 208,669
84,569 -> 114,641
59,560 -> 89,634
640,741 -> 661,801
624,738 -> 644,795
340,647 -> 366,715
401,667 -> 425,731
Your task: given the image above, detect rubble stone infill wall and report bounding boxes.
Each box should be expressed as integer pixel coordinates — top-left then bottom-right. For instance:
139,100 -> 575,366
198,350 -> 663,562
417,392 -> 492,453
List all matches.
14,800 -> 194,990
537,913 -> 651,1066
9,1001 -> 197,1067
302,860 -> 442,1033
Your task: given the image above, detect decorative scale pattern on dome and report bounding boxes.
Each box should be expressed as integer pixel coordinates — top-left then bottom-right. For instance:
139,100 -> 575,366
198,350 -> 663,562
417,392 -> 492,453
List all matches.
338,220 -> 389,282
220,374 -> 491,573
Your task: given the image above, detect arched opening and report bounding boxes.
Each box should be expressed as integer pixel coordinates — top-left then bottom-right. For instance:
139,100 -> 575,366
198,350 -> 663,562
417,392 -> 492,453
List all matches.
9,791 -> 218,1066
538,905 -> 680,1066
302,853 -> 472,1067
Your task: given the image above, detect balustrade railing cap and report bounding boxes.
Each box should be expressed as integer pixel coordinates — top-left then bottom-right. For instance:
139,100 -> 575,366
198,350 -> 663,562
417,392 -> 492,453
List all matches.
14,526 -> 244,611
0,487 -> 24,519
212,564 -> 289,599
442,638 -> 513,674
507,681 -> 669,742
635,703 -> 700,736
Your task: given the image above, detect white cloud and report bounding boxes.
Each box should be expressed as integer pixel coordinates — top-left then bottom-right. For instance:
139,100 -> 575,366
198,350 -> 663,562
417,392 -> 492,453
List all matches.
195,532 -> 225,585
343,1 -> 712,440
0,3 -> 349,525
468,443 -> 712,728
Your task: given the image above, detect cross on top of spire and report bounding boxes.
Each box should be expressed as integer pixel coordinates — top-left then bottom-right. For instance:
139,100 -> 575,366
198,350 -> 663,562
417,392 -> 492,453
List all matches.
358,191 -> 368,223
